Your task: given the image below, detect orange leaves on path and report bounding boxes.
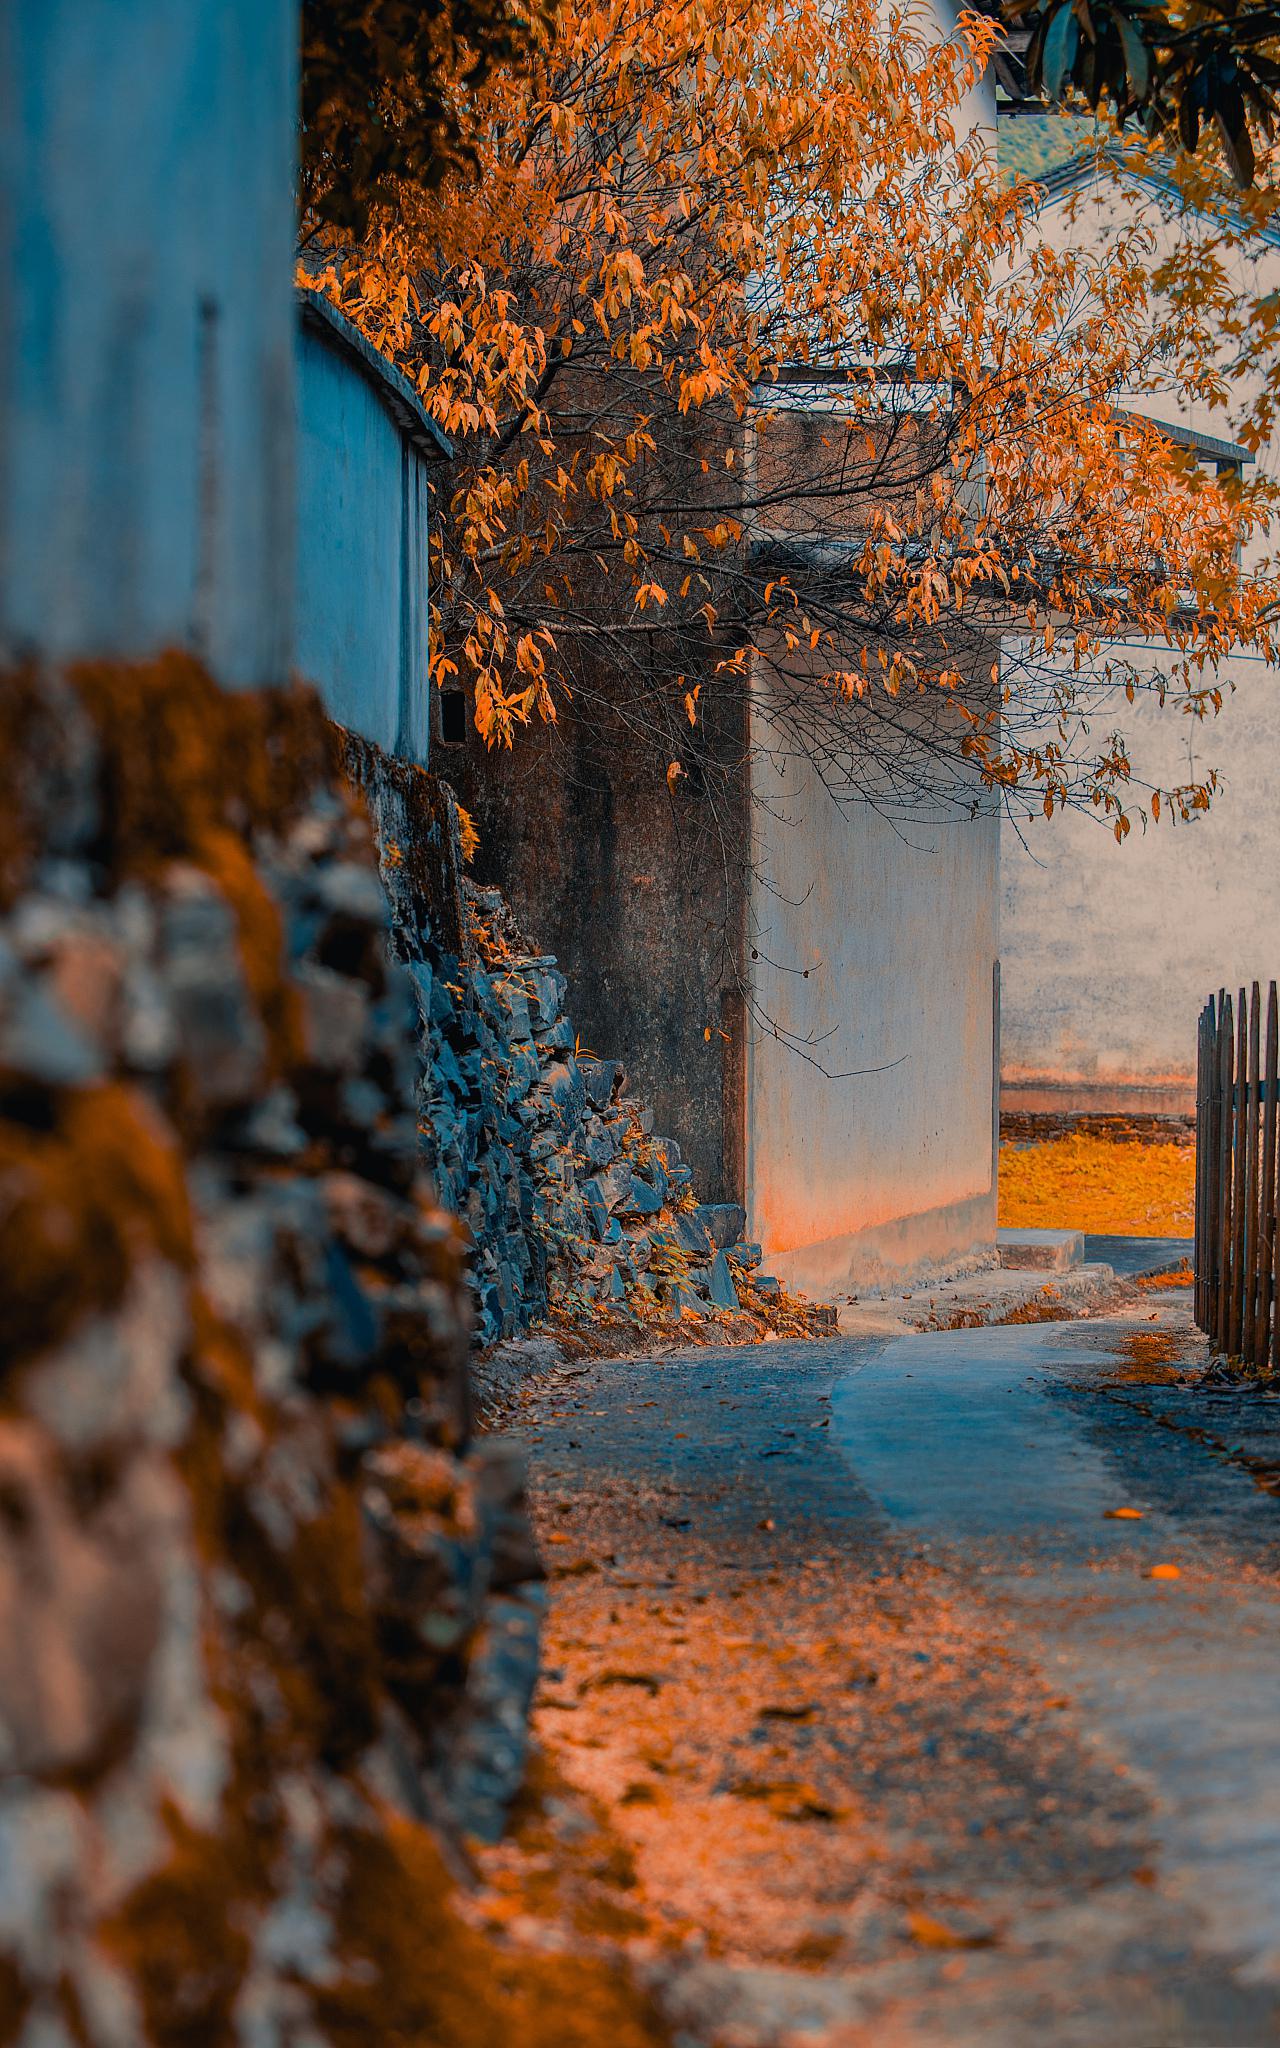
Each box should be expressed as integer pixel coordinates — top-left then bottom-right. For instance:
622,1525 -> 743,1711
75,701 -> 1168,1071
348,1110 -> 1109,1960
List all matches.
999,1128 -> 1195,1236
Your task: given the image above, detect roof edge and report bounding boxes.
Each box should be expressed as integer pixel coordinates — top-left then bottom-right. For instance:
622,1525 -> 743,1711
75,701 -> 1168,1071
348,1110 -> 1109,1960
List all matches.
1015,138 -> 1280,249
297,289 -> 453,460
1118,408 -> 1253,466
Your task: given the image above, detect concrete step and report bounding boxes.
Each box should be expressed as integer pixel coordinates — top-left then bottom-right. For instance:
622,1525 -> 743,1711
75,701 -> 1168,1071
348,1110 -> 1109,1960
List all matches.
835,1261 -> 1115,1338
998,1226 -> 1084,1273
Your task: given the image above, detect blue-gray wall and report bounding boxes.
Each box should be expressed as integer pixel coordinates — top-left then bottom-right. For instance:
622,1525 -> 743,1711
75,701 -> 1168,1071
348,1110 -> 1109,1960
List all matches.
0,0 -> 297,687
295,299 -> 440,762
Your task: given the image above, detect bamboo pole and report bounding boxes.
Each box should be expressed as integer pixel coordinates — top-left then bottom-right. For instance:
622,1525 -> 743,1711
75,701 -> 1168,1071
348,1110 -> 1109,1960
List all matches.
1253,983 -> 1269,1368
1205,995 -> 1221,1338
1217,990 -> 1234,1354
1244,983 -> 1262,1362
1229,990 -> 1249,1357
1196,1001 -> 1211,1329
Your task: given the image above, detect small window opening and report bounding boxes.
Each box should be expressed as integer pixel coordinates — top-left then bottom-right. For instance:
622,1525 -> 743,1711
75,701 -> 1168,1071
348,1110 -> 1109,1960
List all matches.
440,688 -> 468,746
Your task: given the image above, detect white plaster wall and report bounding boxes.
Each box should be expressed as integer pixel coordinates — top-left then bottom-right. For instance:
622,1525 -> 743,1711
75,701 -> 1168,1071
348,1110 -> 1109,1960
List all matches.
0,0 -> 297,686
739,0 -> 1001,1287
1002,645 -> 1280,1105
747,694 -> 1000,1289
295,322 -> 432,761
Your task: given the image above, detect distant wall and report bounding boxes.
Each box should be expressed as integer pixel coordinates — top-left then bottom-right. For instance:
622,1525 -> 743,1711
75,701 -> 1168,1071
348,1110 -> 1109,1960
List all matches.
748,688 -> 1000,1292
996,162 -> 1280,1118
295,293 -> 448,761
0,0 -> 296,686
1001,648 -> 1280,1113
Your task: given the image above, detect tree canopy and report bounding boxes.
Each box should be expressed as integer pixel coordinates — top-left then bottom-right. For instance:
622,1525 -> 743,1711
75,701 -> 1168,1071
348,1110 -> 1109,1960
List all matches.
303,0 -> 1279,839
301,0 -> 549,231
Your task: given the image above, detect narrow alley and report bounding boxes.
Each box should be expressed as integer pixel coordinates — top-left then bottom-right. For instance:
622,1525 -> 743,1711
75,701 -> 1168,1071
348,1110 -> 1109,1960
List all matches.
484,1265 -> 1280,2045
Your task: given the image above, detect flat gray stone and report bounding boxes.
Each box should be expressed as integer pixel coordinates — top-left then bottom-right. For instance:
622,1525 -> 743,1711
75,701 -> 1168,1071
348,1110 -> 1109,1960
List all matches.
998,1226 -> 1085,1272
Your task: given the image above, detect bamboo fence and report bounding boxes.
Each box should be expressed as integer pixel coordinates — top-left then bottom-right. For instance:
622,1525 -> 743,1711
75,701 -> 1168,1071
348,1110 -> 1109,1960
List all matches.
1195,982 -> 1280,1367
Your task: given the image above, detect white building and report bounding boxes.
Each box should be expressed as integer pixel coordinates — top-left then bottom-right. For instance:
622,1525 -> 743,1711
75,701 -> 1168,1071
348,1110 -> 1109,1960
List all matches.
996,117 -> 1280,1115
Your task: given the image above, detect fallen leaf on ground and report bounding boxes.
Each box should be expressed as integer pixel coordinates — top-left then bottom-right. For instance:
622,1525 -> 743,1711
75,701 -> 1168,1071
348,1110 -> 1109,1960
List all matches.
731,1778 -> 845,1823
582,1670 -> 664,1695
906,1909 -> 998,1951
998,1128 -> 1193,1234
619,1782 -> 660,1806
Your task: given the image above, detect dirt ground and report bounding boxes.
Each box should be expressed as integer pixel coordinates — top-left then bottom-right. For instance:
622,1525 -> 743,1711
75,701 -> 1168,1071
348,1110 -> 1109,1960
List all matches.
470,1271 -> 1280,2046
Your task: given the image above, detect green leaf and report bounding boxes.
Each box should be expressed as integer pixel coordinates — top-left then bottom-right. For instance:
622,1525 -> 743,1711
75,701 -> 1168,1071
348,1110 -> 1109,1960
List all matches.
1115,13 -> 1152,102
1042,4 -> 1081,100
1215,103 -> 1257,184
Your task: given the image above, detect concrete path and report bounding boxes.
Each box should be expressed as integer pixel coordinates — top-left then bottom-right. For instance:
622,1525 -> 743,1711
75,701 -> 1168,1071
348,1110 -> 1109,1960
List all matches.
1083,1233 -> 1194,1276
501,1281 -> 1280,2045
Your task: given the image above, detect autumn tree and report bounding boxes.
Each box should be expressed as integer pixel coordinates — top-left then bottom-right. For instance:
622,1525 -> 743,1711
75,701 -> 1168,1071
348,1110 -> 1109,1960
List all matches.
303,0 -> 1278,844
301,0 -> 550,229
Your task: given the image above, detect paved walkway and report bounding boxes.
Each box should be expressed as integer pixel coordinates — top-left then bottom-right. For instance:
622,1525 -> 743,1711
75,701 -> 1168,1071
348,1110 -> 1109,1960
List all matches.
496,1280 -> 1280,2046
1083,1233 -> 1194,1276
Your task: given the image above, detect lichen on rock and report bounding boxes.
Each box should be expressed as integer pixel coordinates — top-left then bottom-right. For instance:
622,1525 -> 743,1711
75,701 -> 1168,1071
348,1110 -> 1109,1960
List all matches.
0,658 -> 545,2045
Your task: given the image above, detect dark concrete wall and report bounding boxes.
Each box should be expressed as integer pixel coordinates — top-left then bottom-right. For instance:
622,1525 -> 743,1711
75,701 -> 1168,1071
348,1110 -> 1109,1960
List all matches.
451,682 -> 750,1204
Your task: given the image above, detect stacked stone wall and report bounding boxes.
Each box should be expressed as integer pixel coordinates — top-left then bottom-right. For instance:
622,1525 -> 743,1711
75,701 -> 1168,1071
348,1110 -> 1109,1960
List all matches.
341,732 -> 826,1354
0,660 -> 548,2043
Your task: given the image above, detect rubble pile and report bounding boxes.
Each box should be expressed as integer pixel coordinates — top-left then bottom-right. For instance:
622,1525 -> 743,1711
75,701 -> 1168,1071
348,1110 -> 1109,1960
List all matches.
0,660 -> 544,2043
342,733 -> 827,1353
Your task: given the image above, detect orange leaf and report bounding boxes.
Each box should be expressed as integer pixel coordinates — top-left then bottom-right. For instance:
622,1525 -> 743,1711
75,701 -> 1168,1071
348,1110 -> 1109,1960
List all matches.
906,1911 -> 996,1951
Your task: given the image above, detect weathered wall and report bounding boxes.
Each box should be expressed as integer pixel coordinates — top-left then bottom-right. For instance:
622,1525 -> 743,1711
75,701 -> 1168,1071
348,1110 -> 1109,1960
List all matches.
295,293 -> 442,762
0,8 -> 563,2036
740,383 -> 1003,1290
452,687 -> 751,1205
0,2 -> 296,686
1001,647 -> 1280,1112
748,687 -> 1000,1292
454,383 -> 1006,1287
